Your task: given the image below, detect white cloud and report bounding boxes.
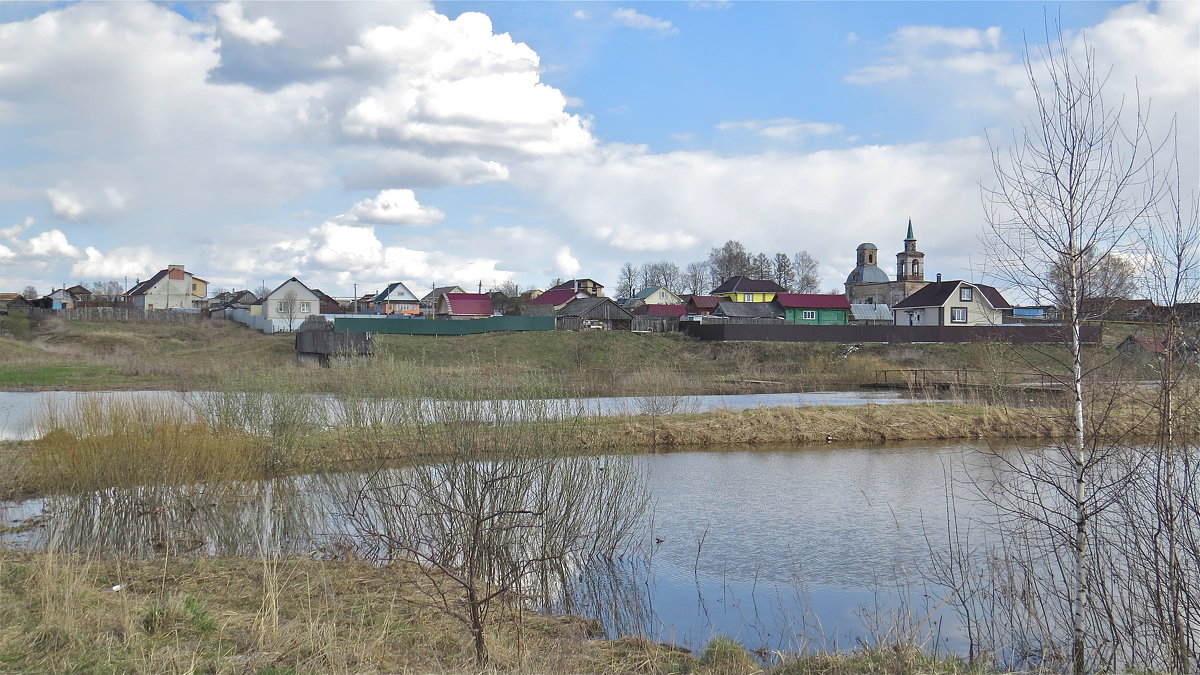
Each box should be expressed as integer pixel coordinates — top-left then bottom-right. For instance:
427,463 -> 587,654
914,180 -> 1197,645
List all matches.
716,118 -> 844,142
893,26 -> 1002,51
71,246 -> 155,279
24,229 -> 81,259
572,10 -> 591,21
1,217 -> 33,240
46,188 -> 85,220
611,9 -> 678,36
215,2 -> 283,45
348,189 -> 444,226
0,244 -> 14,261
555,247 -> 581,276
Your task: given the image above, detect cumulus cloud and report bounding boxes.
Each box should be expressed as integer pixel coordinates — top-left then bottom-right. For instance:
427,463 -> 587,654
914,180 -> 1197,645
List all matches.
716,118 -> 844,142
348,189 -> 444,226
46,188 -> 85,220
71,246 -> 155,279
845,25 -> 1010,86
554,247 -> 581,276
215,2 -> 283,45
23,229 -> 81,259
0,244 -> 14,261
611,9 -> 678,36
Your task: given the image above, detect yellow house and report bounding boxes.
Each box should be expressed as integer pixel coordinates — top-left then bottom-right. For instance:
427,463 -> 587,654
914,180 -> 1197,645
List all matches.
710,275 -> 787,303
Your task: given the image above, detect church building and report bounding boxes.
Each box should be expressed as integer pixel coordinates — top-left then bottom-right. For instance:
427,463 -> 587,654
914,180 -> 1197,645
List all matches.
844,220 -> 928,306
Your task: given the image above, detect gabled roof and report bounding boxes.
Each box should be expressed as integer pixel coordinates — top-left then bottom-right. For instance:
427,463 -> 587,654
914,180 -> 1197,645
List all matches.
849,304 -> 894,321
775,293 -> 850,310
265,277 -> 317,300
373,281 -> 419,303
558,297 -> 633,320
421,285 -> 465,302
444,293 -> 493,316
549,278 -> 602,293
125,269 -> 170,296
683,295 -> 721,309
893,281 -> 1011,310
632,285 -> 677,300
710,276 -> 786,295
529,288 -> 587,306
65,284 -> 91,296
713,301 -> 782,319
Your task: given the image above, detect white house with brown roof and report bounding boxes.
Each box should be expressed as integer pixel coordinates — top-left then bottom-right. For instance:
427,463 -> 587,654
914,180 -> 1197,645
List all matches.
125,264 -> 208,310
891,278 -> 1011,326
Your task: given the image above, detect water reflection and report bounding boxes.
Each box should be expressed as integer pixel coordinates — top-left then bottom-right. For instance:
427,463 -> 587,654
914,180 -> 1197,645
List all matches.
1,441 -> 1007,654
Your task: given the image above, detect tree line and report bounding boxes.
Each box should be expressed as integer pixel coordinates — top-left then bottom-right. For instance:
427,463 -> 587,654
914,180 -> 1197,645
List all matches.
616,241 -> 827,299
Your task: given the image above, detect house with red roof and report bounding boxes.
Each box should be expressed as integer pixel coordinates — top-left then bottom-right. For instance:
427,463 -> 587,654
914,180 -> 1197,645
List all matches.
775,294 -> 850,325
526,288 -> 590,310
437,293 -> 494,319
892,277 -> 1012,326
681,295 -> 721,316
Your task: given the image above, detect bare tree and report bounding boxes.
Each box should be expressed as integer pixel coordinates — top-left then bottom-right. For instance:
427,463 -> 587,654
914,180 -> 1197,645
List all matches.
981,32 -> 1166,675
773,253 -> 797,291
340,397 -> 648,667
707,240 -> 752,286
616,263 -> 639,299
639,260 -> 681,292
21,285 -> 37,299
793,251 -> 821,293
279,290 -> 302,331
682,261 -> 709,296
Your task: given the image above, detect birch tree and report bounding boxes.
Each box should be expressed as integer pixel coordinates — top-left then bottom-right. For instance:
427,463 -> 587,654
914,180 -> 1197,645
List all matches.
982,33 -> 1165,675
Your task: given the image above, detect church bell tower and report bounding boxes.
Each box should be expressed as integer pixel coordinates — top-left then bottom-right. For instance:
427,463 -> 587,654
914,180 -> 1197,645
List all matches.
896,219 -> 925,282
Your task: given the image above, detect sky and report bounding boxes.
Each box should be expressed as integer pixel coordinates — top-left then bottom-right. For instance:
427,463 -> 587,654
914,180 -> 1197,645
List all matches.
0,0 -> 1196,299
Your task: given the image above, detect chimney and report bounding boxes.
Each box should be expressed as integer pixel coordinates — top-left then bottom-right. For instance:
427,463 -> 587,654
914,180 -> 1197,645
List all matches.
936,273 -> 942,285
168,264 -> 183,271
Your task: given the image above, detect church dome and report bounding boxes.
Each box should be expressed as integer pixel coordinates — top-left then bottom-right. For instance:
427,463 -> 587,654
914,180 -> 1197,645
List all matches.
846,265 -> 890,284
856,242 -> 878,251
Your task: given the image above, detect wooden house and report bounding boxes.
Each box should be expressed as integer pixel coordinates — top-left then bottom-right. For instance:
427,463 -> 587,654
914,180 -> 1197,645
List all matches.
681,295 -> 721,316
710,276 -> 786,303
557,297 -> 632,330
437,293 -> 494,319
775,294 -> 850,325
548,279 -> 604,297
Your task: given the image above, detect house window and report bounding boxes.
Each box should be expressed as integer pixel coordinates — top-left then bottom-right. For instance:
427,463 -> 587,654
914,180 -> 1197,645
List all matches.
298,302 -> 311,313
743,294 -> 753,302
950,307 -> 968,323
802,310 -> 817,320
278,302 -> 293,313
959,287 -> 973,302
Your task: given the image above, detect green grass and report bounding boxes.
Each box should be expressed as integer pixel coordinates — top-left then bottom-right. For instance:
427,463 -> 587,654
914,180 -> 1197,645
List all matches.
0,364 -> 122,389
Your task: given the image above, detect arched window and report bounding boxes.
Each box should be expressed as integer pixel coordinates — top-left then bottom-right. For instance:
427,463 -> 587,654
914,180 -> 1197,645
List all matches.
912,261 -> 920,276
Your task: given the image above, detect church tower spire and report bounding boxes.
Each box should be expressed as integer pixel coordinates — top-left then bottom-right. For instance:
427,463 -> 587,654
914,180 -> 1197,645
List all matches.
896,219 -> 925,281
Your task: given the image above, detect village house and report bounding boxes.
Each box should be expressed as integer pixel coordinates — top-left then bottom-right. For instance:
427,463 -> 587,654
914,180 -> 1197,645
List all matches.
710,276 -> 786,303
628,286 -> 683,307
548,279 -> 604,297
437,293 -> 494,319
371,282 -> 421,315
891,277 -> 1012,326
261,277 -> 321,331
775,293 -> 851,325
681,295 -> 721,316
556,296 -> 633,330
124,265 -> 208,310
421,285 -> 466,315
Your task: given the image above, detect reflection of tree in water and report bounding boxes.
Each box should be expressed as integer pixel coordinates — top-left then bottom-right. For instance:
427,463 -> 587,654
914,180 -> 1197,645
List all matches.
38,477 -> 323,558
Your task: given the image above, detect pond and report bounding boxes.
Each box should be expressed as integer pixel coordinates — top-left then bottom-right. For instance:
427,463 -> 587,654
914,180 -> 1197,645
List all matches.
1,439 -> 1001,655
0,389 -> 926,440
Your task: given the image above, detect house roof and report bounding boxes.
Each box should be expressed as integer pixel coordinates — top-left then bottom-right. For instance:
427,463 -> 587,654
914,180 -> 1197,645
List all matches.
683,295 -> 722,309
65,284 -> 91,296
264,277 -> 316,300
549,279 -> 602,292
710,276 -> 787,295
558,297 -> 633,320
893,281 -> 1011,310
373,281 -> 419,303
444,293 -> 494,316
529,288 -> 585,306
0,293 -> 20,303
632,286 -> 675,300
713,301 -> 782,319
421,285 -> 465,302
849,304 -> 894,321
125,269 -> 170,296
775,293 -> 850,310
520,303 -> 557,316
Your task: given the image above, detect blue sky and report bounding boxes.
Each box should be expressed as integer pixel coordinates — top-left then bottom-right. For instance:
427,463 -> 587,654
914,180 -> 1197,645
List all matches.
0,1 -> 1195,298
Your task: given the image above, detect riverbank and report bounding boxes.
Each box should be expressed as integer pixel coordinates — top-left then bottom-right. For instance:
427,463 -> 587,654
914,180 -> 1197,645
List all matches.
0,315 -> 1112,396
0,549 -> 995,674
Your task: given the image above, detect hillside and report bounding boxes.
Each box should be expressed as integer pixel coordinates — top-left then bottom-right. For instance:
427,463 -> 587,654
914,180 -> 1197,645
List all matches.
0,314 -> 1091,394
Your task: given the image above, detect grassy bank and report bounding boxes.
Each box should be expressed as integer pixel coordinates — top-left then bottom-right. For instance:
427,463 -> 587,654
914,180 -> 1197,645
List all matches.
0,549 -> 1001,674
0,314 -> 1122,396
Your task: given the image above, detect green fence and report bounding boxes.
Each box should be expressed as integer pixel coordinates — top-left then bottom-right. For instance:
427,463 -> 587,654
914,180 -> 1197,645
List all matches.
332,315 -> 554,335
